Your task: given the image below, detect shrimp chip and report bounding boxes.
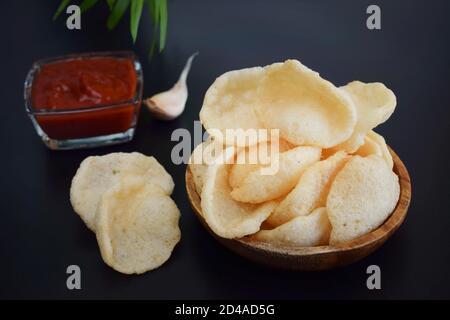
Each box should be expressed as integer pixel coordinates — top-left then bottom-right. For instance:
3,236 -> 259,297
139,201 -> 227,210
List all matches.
367,130 -> 394,169
327,155 -> 400,245
229,139 -> 292,189
353,131 -> 393,169
254,60 -> 356,148
201,147 -> 278,239
230,146 -> 321,203
252,207 -> 331,246
267,151 -> 349,227
70,152 -> 174,231
96,177 -> 180,274
200,67 -> 266,147
336,81 -> 396,152
189,138 -> 225,195
354,134 -> 383,158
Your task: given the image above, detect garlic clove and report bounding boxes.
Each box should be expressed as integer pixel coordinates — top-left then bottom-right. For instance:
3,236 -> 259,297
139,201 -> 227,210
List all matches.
144,52 -> 198,120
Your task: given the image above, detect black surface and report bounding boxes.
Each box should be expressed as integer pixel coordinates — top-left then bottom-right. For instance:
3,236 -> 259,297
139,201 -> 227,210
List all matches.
1,0 -> 449,299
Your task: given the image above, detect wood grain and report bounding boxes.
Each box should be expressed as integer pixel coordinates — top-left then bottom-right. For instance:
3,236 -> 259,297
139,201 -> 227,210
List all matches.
186,147 -> 411,270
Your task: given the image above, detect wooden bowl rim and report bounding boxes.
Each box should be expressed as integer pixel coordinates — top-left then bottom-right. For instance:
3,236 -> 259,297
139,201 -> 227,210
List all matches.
186,146 -> 411,257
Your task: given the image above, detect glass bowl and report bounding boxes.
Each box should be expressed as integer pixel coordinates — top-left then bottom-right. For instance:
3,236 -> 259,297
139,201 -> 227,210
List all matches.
24,51 -> 143,150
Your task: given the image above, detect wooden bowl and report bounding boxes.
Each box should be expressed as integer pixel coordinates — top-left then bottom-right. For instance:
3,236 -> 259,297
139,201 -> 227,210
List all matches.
186,147 -> 411,271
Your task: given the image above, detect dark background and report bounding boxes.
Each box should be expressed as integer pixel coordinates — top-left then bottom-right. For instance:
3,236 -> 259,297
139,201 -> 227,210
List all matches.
0,0 -> 449,299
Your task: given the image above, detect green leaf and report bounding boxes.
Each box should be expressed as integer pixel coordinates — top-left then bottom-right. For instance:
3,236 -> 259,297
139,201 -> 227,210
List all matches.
80,0 -> 98,12
148,0 -> 159,24
53,0 -> 168,57
107,0 -> 116,11
147,0 -> 160,57
53,0 -> 71,20
147,0 -> 168,57
130,0 -> 144,43
158,0 -> 167,52
107,0 -> 131,30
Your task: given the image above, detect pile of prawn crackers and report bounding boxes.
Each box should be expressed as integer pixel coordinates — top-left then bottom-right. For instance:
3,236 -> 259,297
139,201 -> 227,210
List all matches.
70,153 -> 180,274
68,59 -> 401,275
191,59 -> 400,246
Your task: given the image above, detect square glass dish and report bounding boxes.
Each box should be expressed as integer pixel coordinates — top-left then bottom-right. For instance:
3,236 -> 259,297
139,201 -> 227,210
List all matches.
24,51 -> 143,150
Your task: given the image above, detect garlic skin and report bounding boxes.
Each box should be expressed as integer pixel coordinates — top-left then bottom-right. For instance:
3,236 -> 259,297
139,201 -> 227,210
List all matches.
144,52 -> 198,120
